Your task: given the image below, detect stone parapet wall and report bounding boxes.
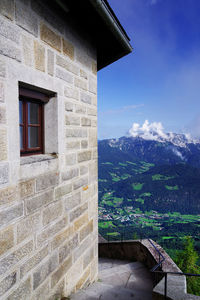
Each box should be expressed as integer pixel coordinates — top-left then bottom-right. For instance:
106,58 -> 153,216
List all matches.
0,0 -> 98,299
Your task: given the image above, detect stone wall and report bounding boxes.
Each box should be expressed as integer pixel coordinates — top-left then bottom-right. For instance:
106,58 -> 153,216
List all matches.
0,0 -> 98,299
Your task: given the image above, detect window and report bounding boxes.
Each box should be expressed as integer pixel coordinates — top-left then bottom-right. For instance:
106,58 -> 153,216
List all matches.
19,88 -> 49,156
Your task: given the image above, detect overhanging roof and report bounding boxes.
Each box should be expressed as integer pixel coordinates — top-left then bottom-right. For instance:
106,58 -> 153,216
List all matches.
54,0 -> 133,70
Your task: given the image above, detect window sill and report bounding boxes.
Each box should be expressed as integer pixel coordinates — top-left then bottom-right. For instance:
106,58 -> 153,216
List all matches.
20,154 -> 57,166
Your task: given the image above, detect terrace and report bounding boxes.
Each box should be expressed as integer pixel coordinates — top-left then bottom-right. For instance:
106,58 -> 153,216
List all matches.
70,238 -> 200,300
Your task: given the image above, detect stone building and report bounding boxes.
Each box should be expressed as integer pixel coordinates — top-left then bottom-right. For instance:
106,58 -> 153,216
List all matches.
0,0 -> 132,299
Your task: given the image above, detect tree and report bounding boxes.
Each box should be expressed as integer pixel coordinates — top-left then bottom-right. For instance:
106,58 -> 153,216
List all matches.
175,237 -> 200,296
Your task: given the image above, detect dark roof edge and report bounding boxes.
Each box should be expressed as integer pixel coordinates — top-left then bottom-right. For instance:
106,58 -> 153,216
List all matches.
88,0 -> 133,53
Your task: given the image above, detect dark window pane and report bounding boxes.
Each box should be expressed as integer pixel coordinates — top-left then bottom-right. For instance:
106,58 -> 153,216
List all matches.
28,127 -> 39,148
28,102 -> 39,124
19,101 -> 23,124
20,126 -> 23,149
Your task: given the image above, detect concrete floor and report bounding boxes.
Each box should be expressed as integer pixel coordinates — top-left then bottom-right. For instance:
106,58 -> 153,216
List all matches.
70,258 -> 153,300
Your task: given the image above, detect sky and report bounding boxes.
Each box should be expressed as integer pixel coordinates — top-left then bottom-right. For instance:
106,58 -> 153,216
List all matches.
98,0 -> 200,140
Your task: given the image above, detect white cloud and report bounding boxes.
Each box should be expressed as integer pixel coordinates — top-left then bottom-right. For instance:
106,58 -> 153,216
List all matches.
129,120 -> 168,141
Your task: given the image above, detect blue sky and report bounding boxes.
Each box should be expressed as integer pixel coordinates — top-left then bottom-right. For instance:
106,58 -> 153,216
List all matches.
98,0 -> 200,139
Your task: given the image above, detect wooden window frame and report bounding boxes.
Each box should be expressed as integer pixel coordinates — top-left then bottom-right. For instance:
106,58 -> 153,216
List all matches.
19,88 -> 47,156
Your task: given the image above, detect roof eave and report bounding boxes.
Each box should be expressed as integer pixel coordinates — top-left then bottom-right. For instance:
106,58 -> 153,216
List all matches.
89,0 -> 133,70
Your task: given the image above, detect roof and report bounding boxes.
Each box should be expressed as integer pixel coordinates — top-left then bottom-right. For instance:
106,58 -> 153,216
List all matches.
54,0 -> 133,70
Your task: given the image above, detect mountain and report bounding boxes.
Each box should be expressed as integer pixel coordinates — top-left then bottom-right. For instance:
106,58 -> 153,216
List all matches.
98,133 -> 200,214
99,135 -> 200,168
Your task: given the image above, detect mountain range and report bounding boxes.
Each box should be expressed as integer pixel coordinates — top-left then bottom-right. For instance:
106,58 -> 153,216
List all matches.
98,131 -> 200,214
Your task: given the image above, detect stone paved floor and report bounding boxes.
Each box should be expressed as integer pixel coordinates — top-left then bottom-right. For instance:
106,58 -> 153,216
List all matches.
70,258 -> 153,299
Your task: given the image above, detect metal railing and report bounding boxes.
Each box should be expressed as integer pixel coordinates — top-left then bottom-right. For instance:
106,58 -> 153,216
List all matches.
148,239 -> 200,300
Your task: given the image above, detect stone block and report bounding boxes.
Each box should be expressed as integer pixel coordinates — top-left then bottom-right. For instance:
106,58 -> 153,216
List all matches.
80,165 -> 88,176
47,49 -> 54,76
87,107 -> 97,116
51,226 -> 74,250
0,128 -> 7,161
80,69 -> 88,80
81,117 -> 91,127
90,258 -> 98,281
37,216 -> 68,247
17,212 -> 41,243
31,0 -> 64,34
64,86 -> 79,100
81,140 -> 88,149
51,255 -> 72,287
89,77 -> 97,94
92,61 -> 97,75
0,226 -> 14,256
80,220 -> 93,242
56,55 -> 78,75
76,50 -> 91,69
40,23 -> 61,51
75,104 -> 86,114
73,176 -> 88,191
0,82 -> 4,102
74,213 -> 88,231
26,190 -> 54,215
69,202 -> 88,222
20,179 -> 35,199
0,16 -> 20,44
75,78 -> 87,91
0,105 -> 6,124
0,240 -> 33,276
65,191 -> 81,211
92,95 -> 97,106
0,185 -> 18,206
0,0 -> 14,20
80,92 -> 91,104
16,2 -> 38,36
20,246 -> 48,278
56,68 -> 73,84
89,161 -> 98,183
36,172 -> 59,192
7,277 -> 31,300
42,201 -> 63,226
0,61 -> 6,77
65,115 -> 80,126
66,141 -> 80,150
92,148 -> 98,160
33,253 -> 58,289
65,153 -> 77,166
76,267 -> 90,290
91,119 -> 97,127
0,272 -> 16,297
83,246 -> 94,269
89,128 -> 97,147
0,36 -> 21,62
0,203 -> 23,228
34,40 -> 45,72
59,234 -> 78,263
22,35 -> 33,66
78,151 -> 92,163
66,128 -> 87,138
62,38 -> 74,60
31,279 -> 49,300
55,183 -> 72,199
48,280 -> 65,300
65,257 -> 83,294
62,167 -> 79,181
73,235 -> 91,262
65,101 -> 74,112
